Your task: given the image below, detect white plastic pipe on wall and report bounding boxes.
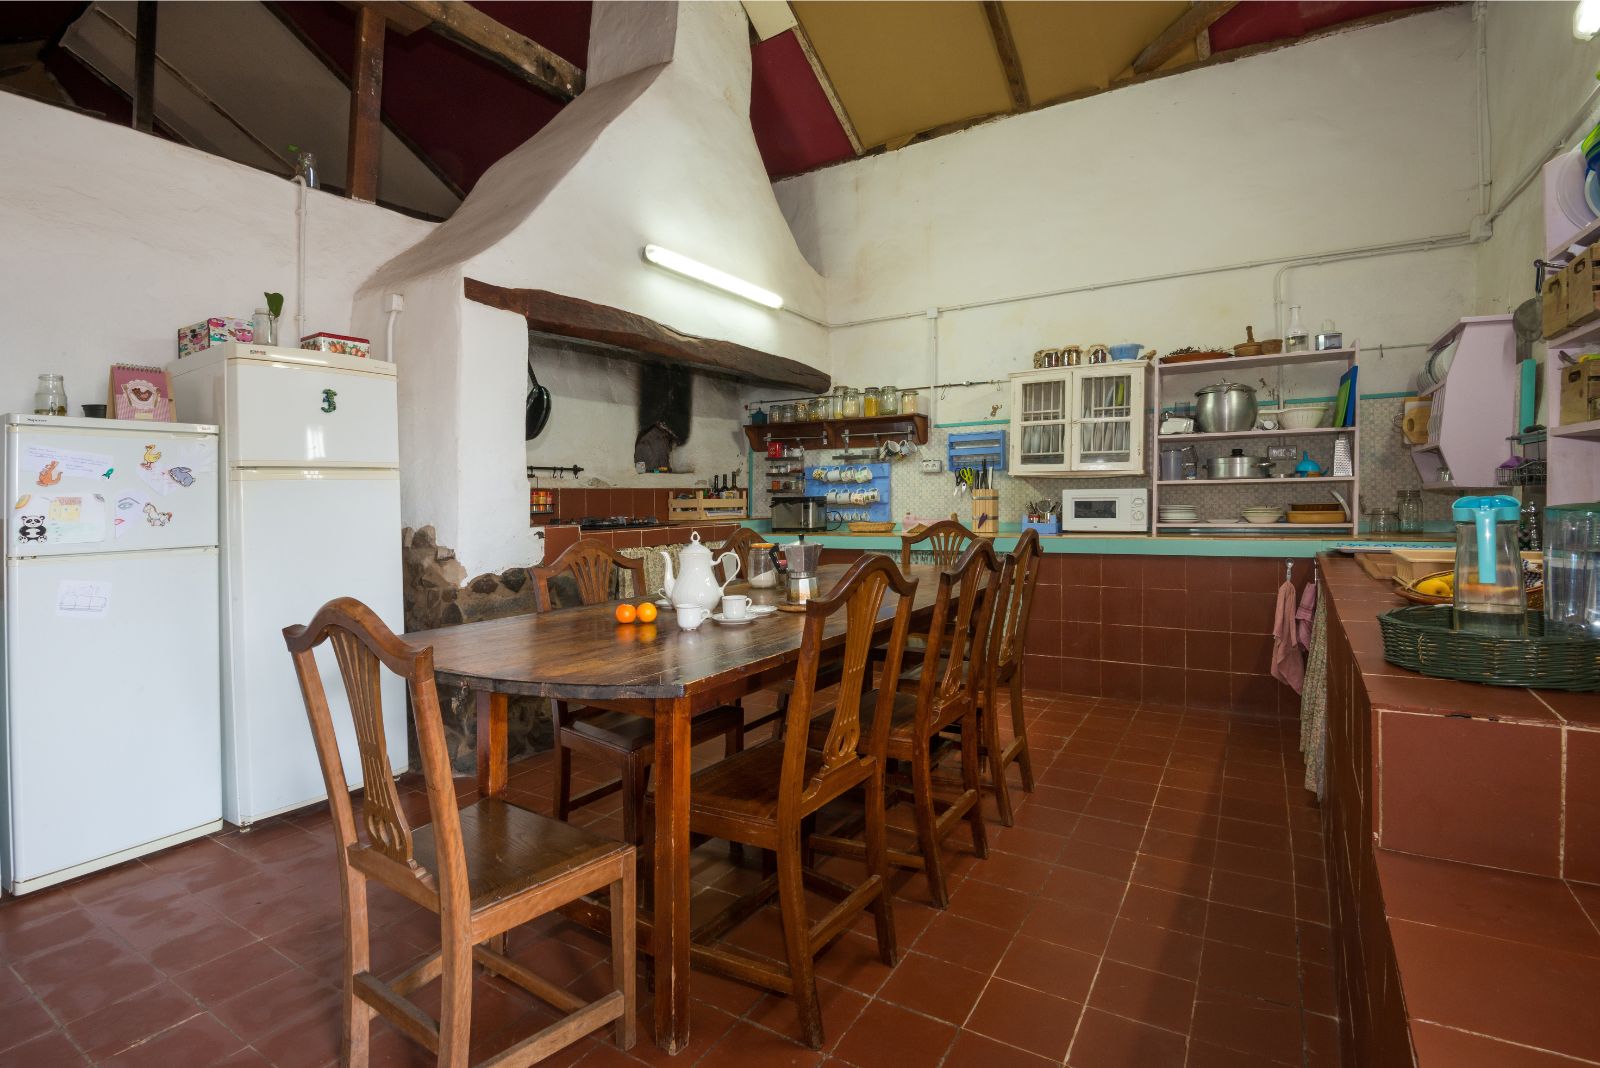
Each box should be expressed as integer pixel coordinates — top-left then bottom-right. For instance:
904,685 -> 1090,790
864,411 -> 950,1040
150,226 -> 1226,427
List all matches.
290,175 -> 307,343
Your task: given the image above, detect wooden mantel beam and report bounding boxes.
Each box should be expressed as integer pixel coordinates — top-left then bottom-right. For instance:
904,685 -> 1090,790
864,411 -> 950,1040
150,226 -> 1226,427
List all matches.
465,280 -> 830,394
982,1 -> 1029,112
346,4 -> 384,202
1131,2 -> 1236,75
400,1 -> 584,101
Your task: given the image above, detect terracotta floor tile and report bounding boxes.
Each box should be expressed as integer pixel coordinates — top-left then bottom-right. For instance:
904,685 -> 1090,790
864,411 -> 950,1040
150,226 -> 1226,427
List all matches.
1066,1008 -> 1186,1068
0,995 -> 55,1054
1056,839 -> 1139,882
1204,901 -> 1298,958
96,1013 -> 246,1068
13,930 -> 164,1022
1197,939 -> 1301,1006
1409,1021 -> 1590,1067
697,1018 -> 824,1068
912,913 -> 1013,974
833,997 -> 957,1067
1085,958 -> 1196,1035
876,951 -> 991,1025
1209,868 -> 1297,917
965,978 -> 1083,1062
1103,917 -> 1204,981
1118,885 -> 1208,937
0,1030 -> 89,1068
1018,899 -> 1117,957
939,1029 -> 1059,1067
1039,865 -> 1128,916
1185,1039 -> 1298,1067
1190,986 -> 1303,1063
993,936 -> 1099,1003
946,878 -> 1036,932
62,979 -> 201,1059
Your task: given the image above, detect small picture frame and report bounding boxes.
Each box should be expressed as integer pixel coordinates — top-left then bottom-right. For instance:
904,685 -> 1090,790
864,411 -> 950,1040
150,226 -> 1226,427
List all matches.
108,365 -> 176,422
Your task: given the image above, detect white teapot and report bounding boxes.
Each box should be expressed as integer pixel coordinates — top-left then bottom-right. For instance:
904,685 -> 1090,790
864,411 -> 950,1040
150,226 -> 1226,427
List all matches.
660,531 -> 740,613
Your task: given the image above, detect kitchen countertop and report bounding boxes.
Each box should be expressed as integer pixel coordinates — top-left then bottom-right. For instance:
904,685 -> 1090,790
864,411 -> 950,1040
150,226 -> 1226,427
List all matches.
738,520 -> 1448,558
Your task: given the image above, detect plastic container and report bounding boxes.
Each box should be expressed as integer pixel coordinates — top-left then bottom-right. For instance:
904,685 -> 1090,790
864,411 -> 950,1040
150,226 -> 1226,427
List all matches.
1453,494 -> 1527,635
1545,501 -> 1600,638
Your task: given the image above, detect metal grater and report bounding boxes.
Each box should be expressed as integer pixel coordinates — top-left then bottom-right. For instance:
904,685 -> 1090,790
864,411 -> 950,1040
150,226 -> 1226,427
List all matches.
1331,434 -> 1354,477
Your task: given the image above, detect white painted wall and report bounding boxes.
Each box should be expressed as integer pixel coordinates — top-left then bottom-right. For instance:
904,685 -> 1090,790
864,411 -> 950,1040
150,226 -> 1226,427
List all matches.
777,7 -> 1482,421
0,90 -> 432,421
359,1 -> 829,576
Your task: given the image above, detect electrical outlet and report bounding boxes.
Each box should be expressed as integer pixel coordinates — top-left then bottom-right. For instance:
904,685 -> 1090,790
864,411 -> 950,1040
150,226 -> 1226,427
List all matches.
920,459 -> 944,474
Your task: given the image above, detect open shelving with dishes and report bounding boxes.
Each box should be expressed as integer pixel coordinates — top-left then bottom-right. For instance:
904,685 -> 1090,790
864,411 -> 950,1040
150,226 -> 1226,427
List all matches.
1539,153 -> 1600,506
1152,346 -> 1360,534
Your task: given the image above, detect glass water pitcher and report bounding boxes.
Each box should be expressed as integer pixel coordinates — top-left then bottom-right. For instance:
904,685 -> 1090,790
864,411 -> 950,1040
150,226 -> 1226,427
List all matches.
1452,495 -> 1526,635
1544,501 -> 1600,638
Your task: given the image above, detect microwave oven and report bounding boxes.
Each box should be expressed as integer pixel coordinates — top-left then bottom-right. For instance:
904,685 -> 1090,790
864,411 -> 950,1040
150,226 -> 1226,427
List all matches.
1061,488 -> 1147,532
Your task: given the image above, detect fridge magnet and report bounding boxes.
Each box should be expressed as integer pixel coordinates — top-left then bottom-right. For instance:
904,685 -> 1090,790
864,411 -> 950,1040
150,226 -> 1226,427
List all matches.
16,514 -> 46,542
107,365 -> 175,422
140,445 -> 162,470
166,466 -> 195,488
56,580 -> 110,618
143,502 -> 173,527
13,494 -> 29,510
36,461 -> 61,487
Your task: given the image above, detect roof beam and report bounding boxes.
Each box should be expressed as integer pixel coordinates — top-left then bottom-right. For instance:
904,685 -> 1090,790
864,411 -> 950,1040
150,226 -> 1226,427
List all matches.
345,4 -> 383,202
981,1 -> 1028,112
131,0 -> 155,132
791,22 -> 862,155
1132,2 -> 1235,75
397,1 -> 583,101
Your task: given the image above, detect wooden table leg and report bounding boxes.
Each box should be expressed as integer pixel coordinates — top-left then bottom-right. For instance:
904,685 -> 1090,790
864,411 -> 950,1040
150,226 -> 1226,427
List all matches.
475,690 -> 508,798
652,697 -> 693,1054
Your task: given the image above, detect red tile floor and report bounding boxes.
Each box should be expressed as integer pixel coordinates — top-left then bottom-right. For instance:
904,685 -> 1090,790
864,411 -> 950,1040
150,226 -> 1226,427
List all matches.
0,692 -> 1335,1067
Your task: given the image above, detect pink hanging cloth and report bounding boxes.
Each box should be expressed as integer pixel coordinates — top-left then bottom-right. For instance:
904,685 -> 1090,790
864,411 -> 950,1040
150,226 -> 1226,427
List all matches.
1271,574 -> 1305,694
1296,578 -> 1318,650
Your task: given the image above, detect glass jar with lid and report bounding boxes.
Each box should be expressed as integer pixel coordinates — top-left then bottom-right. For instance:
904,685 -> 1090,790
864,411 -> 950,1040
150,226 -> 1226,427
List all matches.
791,398 -> 811,422
815,394 -> 836,420
34,374 -> 67,416
1368,507 -> 1399,536
862,387 -> 881,417
831,384 -> 849,419
841,388 -> 862,418
879,386 -> 900,416
1396,489 -> 1423,534
900,389 -> 922,415
773,402 -> 792,423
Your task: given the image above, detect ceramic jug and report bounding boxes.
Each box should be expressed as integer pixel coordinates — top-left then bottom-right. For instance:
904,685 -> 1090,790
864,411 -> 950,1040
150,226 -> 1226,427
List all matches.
660,531 -> 740,612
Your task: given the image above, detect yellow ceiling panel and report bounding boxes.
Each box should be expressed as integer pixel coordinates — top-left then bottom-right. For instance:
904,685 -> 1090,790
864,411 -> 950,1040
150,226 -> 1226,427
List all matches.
1001,1 -> 1191,104
792,0 -> 1013,150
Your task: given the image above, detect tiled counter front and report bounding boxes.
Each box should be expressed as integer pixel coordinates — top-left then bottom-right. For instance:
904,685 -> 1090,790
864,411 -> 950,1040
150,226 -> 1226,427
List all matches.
1319,555 -> 1600,1067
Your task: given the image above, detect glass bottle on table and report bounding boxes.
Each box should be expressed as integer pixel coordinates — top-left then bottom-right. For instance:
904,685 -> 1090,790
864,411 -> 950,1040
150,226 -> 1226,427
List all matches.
1285,305 -> 1310,352
33,374 -> 67,416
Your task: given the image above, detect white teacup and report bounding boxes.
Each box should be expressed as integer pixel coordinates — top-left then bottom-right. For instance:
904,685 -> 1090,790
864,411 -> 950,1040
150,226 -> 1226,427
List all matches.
855,467 -> 873,483
674,604 -> 709,630
721,594 -> 751,619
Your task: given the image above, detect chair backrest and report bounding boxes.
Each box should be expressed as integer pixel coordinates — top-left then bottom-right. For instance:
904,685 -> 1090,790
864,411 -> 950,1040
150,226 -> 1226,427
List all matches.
781,555 -> 918,812
900,519 -> 975,571
282,597 -> 467,913
716,526 -> 762,584
914,540 -> 1003,733
532,538 -> 647,612
998,528 -> 1043,669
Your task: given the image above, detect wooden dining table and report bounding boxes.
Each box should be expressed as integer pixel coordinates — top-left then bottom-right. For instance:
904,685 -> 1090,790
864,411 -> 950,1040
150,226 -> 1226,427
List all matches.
405,562 -> 941,1054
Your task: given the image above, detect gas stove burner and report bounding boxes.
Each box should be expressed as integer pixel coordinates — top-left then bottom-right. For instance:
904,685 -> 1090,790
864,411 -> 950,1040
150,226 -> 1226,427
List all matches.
578,515 -> 663,531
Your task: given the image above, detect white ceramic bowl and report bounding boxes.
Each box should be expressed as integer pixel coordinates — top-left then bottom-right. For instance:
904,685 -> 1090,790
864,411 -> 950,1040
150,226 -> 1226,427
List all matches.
1278,405 -> 1331,431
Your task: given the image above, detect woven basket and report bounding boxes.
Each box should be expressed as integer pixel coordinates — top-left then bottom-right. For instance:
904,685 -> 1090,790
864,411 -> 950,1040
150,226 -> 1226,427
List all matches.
848,521 -> 896,533
1393,569 -> 1544,611
1378,606 -> 1599,690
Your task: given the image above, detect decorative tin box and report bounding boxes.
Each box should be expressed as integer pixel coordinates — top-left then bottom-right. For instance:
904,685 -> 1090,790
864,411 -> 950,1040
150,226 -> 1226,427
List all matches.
300,332 -> 370,359
177,317 -> 253,358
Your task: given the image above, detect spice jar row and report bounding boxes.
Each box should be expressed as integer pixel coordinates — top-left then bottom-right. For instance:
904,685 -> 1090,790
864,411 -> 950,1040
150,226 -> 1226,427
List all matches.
752,386 -> 924,424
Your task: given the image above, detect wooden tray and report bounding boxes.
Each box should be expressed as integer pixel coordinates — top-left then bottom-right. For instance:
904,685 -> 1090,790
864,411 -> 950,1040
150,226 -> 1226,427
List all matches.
848,521 -> 896,533
1161,349 -> 1231,364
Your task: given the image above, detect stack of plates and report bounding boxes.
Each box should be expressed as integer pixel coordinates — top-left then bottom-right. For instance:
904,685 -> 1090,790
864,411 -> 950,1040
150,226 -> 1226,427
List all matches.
1241,506 -> 1285,525
1158,505 -> 1199,524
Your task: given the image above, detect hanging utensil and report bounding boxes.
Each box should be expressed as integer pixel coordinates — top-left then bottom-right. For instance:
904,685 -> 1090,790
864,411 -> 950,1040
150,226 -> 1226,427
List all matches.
525,355 -> 551,441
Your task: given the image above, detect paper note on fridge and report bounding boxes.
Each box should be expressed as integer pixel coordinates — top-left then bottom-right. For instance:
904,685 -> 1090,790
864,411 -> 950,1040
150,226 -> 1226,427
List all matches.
56,580 -> 111,618
24,444 -> 114,482
135,439 -> 216,496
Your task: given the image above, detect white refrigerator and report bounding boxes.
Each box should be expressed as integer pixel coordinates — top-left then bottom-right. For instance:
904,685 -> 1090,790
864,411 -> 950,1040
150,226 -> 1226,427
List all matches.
169,343 -> 406,826
2,414 -> 222,894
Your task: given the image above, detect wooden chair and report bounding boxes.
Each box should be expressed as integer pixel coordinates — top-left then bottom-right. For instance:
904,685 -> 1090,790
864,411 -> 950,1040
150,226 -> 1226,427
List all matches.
662,555 -> 918,1049
899,519 -> 975,571
977,528 -> 1043,825
814,541 -> 998,908
715,525 -> 764,585
533,538 -> 745,844
283,597 -> 635,1068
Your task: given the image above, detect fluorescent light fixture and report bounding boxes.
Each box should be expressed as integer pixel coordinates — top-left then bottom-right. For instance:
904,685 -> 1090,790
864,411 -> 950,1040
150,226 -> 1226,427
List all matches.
1577,0 -> 1600,39
642,244 -> 783,310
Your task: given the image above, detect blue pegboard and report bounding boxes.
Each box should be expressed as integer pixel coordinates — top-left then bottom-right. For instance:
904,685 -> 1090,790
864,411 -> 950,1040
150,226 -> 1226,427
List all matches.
948,430 -> 1007,473
807,461 -> 893,523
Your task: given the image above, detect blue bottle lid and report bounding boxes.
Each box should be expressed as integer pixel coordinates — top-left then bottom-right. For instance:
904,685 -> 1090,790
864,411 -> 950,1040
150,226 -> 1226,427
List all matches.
1450,494 -> 1520,523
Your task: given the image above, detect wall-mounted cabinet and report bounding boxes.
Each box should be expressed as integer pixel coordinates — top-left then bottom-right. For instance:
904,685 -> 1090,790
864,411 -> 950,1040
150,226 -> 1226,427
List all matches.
1408,315 -> 1516,492
1008,364 -> 1147,476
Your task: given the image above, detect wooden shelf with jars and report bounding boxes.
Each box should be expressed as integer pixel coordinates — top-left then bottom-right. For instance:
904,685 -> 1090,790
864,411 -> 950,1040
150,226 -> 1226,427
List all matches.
742,413 -> 930,452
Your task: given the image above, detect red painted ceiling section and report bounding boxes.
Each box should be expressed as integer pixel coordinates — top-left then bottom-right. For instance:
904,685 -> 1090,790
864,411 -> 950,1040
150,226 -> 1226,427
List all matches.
277,1 -> 591,196
750,30 -> 855,180
1208,0 -> 1435,53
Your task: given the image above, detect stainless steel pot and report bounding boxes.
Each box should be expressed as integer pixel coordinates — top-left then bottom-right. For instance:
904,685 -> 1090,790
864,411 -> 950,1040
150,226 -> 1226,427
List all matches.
1195,382 -> 1259,433
1206,448 -> 1272,479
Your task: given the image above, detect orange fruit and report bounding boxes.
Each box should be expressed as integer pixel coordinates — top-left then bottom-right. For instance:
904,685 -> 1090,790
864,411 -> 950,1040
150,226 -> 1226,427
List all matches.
636,602 -> 658,623
615,602 -> 637,623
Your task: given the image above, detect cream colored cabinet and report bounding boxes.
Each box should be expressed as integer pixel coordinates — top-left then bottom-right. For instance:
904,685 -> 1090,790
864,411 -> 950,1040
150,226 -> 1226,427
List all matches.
1009,364 -> 1146,476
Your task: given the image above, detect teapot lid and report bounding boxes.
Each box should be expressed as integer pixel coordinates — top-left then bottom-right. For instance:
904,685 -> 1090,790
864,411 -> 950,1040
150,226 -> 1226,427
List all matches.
680,530 -> 709,556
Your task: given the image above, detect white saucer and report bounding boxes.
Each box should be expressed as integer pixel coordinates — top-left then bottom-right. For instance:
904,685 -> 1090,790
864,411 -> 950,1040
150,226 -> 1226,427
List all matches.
746,605 -> 778,616
711,613 -> 756,625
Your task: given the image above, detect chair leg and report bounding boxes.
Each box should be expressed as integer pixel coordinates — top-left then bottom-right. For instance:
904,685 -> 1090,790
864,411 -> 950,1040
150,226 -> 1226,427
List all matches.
342,870 -> 374,1068
438,929 -> 474,1068
554,742 -> 574,822
620,754 -> 644,846
610,871 -> 637,1051
960,710 -> 989,860
982,696 -> 1016,828
910,741 -> 949,908
864,768 -> 897,967
1009,669 -> 1035,792
776,831 -> 824,1050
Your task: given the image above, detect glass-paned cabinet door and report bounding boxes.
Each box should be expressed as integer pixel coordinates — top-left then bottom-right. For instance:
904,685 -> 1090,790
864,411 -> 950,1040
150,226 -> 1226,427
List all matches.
1010,371 -> 1070,473
1069,364 -> 1145,473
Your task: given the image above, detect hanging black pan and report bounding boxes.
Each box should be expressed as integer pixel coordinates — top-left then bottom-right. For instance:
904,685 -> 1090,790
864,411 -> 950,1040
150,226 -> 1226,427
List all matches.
525,356 -> 551,440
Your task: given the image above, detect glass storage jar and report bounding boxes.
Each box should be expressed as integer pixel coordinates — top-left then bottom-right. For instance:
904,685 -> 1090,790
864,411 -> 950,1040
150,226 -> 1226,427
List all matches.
34,374 -> 67,416
1396,489 -> 1423,534
792,398 -> 812,421
879,386 -> 900,415
862,387 -> 881,417
841,388 -> 862,418
1369,508 -> 1399,536
773,403 -> 792,423
831,385 -> 849,419
900,389 -> 922,415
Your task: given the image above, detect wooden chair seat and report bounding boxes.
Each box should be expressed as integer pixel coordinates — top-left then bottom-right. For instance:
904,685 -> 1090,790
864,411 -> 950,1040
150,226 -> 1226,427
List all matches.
410,798 -> 629,910
565,703 -> 743,755
685,740 -> 826,825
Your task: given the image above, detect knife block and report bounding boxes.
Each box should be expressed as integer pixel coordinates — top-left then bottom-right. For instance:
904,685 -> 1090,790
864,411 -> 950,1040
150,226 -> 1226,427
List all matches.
971,489 -> 999,537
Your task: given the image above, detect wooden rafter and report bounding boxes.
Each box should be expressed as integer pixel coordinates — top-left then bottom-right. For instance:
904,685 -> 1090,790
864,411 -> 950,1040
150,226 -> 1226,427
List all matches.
791,22 -> 863,155
399,1 -> 583,101
346,4 -> 384,202
1131,2 -> 1236,75
131,0 -> 155,132
981,1 -> 1029,112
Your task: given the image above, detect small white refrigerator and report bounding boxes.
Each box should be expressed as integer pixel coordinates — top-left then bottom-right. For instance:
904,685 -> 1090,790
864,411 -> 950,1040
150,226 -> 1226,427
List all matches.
2,414 -> 222,894
169,343 -> 406,826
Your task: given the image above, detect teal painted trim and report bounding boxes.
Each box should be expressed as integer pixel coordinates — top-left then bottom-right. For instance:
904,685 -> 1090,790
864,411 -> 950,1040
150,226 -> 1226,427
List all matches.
935,418 -> 1010,428
1282,390 -> 1413,405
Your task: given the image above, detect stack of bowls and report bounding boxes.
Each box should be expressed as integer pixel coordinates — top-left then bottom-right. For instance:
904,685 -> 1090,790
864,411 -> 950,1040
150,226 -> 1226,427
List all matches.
1241,506 -> 1285,525
1158,504 -> 1199,525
